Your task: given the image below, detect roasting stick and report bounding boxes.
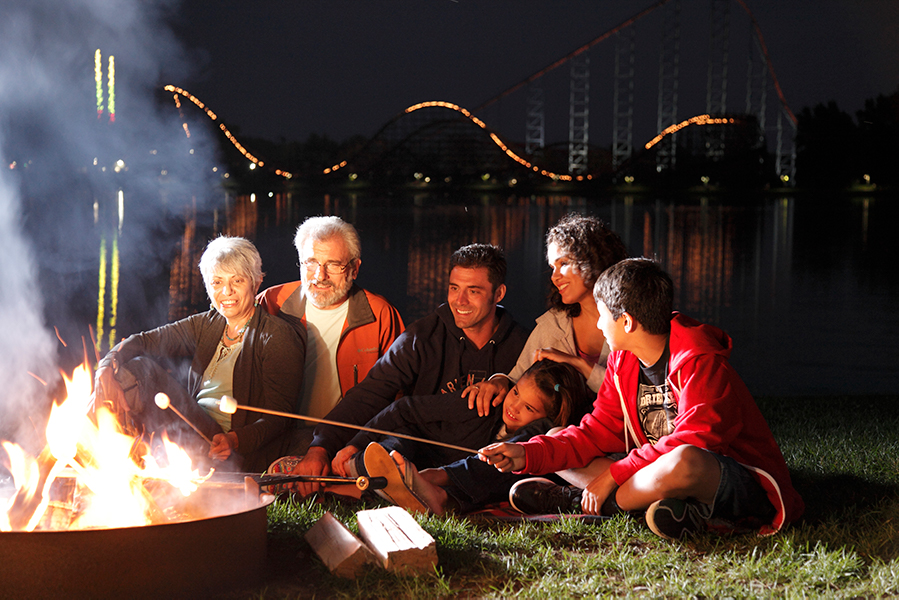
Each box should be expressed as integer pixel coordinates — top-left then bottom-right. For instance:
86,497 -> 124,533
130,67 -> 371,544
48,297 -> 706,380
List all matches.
217,395 -> 481,455
154,393 -> 214,445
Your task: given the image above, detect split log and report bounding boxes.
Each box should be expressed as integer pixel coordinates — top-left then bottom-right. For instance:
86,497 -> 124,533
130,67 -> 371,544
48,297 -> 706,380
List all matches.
356,506 -> 436,575
305,512 -> 375,578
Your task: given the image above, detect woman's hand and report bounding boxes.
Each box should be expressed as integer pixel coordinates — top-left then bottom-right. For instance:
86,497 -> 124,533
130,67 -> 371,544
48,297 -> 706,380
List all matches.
209,431 -> 238,461
477,441 -> 526,473
463,378 -> 511,417
534,348 -> 593,380
91,364 -> 126,419
331,445 -> 360,477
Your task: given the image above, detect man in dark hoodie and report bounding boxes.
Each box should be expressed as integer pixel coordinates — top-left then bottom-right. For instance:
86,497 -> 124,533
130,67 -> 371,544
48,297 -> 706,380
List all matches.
280,243 -> 530,497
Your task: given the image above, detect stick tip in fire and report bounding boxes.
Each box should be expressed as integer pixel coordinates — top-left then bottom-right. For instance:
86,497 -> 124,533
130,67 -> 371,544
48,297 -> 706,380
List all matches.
154,392 -> 171,410
219,395 -> 238,414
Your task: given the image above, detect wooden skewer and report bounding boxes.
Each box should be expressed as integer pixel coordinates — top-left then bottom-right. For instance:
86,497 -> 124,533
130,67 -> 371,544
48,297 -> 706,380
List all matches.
154,393 -> 214,445
218,396 -> 481,455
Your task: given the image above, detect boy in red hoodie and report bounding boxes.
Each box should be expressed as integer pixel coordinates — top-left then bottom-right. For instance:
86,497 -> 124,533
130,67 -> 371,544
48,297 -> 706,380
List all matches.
480,258 -> 804,540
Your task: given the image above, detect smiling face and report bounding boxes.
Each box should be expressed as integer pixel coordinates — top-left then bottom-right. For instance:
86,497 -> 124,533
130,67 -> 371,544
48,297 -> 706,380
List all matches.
446,266 -> 504,335
547,241 -> 592,307
207,268 -> 256,325
501,374 -> 549,433
300,235 -> 359,309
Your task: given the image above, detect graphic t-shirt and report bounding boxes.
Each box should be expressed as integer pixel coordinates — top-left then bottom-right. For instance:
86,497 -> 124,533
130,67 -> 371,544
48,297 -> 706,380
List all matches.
636,339 -> 675,444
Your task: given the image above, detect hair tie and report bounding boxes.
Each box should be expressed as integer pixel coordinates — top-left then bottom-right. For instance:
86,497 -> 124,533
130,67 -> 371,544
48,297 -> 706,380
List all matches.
554,383 -> 560,392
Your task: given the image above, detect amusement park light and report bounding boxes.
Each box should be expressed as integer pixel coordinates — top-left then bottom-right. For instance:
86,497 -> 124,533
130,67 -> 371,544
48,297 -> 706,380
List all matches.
863,174 -> 871,184
701,175 -> 710,185
249,163 -> 257,170
624,175 -> 634,184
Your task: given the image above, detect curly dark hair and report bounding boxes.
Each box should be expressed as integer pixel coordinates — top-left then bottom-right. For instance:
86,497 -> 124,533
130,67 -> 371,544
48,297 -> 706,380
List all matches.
546,213 -> 629,317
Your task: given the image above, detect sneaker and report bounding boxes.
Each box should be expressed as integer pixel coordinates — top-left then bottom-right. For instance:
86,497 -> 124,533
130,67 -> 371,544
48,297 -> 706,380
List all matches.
509,477 -> 582,515
645,498 -> 710,540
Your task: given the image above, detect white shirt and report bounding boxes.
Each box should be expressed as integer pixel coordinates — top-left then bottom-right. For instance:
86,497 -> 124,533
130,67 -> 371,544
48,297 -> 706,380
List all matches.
301,300 -> 349,418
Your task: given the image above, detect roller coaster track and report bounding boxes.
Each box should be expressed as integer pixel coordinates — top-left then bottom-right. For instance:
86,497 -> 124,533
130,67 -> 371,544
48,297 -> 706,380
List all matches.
165,0 -> 794,183
166,84 -> 746,182
474,0 -> 795,126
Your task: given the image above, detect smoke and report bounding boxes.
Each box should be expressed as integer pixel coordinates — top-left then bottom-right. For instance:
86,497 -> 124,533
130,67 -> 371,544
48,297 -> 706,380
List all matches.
0,0 -> 216,444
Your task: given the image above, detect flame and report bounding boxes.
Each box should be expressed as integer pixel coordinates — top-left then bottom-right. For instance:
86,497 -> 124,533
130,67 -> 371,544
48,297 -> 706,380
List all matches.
1,362 -> 208,532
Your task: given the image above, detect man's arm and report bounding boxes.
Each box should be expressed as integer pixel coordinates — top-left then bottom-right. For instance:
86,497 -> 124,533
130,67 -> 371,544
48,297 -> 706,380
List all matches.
310,328 -> 423,456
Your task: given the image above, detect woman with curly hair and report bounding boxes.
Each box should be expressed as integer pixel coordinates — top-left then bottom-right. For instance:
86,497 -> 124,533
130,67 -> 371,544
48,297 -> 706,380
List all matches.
465,213 -> 628,414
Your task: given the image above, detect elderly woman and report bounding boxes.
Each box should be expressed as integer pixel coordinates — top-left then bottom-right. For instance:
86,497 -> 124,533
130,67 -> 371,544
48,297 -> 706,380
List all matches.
93,236 -> 304,473
465,213 -> 628,414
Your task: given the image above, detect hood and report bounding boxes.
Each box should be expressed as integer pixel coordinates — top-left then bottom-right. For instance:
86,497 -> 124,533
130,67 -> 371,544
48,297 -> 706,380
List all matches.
668,312 -> 733,374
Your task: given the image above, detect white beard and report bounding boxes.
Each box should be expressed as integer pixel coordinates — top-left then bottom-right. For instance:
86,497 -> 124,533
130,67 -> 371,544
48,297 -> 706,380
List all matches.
304,276 -> 353,308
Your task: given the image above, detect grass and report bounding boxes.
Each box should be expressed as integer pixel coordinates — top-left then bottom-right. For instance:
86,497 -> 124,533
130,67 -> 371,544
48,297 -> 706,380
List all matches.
225,395 -> 899,598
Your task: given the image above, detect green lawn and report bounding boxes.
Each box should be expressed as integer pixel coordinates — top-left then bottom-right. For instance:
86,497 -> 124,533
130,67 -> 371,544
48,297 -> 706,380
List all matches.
234,396 -> 899,598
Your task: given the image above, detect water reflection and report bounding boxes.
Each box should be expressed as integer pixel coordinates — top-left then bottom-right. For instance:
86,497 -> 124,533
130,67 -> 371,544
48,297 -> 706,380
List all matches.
88,190 -> 896,398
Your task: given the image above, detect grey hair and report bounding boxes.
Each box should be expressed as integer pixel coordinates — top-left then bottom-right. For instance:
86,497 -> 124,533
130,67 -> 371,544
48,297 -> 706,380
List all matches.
198,236 -> 264,291
294,216 -> 361,261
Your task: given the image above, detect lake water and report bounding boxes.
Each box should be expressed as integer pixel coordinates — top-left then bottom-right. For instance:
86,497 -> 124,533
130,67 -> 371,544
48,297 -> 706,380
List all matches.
30,188 -> 898,398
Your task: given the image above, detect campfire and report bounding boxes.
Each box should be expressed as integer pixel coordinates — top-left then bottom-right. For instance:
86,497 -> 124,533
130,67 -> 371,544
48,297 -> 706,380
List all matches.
0,361 -> 274,599
1,362 -> 213,532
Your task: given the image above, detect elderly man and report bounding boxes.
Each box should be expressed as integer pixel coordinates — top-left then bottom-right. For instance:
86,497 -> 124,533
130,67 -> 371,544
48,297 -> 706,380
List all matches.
258,216 -> 404,453
281,243 -> 531,496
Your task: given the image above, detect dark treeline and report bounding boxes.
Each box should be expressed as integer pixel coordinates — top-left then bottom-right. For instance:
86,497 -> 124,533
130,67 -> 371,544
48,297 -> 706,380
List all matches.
797,88 -> 899,189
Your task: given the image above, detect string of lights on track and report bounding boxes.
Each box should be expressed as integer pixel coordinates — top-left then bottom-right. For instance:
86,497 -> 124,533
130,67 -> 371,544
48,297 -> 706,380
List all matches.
164,89 -> 750,184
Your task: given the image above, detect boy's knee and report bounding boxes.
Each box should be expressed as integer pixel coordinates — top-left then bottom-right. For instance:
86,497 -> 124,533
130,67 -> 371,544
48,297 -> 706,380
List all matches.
660,445 -> 719,487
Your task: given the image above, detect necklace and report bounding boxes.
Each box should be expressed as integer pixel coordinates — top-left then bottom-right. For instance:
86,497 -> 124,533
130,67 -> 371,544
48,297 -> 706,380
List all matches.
223,318 -> 250,343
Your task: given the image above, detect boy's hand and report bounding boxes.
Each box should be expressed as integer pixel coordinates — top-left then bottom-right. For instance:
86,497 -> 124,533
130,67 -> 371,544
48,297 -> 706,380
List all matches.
581,470 -> 618,515
478,441 -> 526,473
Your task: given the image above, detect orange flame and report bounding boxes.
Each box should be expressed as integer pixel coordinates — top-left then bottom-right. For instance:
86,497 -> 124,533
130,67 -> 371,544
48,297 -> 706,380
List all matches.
1,362 -> 208,532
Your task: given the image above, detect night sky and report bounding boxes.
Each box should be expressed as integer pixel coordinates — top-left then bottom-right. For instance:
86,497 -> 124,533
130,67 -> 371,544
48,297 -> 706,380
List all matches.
171,0 -> 899,146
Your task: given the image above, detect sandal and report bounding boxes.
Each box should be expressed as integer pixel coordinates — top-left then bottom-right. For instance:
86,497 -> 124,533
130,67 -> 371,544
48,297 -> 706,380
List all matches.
362,442 -> 429,514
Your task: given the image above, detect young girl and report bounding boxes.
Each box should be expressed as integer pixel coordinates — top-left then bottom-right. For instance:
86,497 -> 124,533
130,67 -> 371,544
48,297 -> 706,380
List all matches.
351,359 -> 589,514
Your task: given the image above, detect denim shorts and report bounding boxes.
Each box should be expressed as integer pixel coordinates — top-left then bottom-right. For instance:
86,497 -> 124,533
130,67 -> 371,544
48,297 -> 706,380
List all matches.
705,450 -> 776,528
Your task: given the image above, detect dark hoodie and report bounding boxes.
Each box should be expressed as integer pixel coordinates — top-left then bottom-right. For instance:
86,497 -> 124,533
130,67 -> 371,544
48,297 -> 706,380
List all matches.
311,303 -> 530,457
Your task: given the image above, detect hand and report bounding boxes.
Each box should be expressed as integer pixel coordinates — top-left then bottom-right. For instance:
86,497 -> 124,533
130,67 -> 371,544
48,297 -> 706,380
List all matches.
534,348 -> 592,380
91,364 -> 127,419
462,378 -> 511,417
580,470 -> 618,515
331,445 -> 359,477
477,441 -> 526,473
209,431 -> 238,461
289,446 -> 331,497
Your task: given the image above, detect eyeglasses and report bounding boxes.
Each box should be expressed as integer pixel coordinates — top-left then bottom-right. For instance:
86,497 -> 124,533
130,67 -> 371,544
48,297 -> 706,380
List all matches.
299,259 -> 353,276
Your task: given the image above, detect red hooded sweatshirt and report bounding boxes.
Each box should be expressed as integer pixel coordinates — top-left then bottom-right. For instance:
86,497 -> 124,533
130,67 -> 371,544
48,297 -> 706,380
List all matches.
520,312 -> 804,534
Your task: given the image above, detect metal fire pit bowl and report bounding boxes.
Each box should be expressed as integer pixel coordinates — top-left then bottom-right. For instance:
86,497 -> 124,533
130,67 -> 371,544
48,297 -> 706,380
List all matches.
0,477 -> 275,600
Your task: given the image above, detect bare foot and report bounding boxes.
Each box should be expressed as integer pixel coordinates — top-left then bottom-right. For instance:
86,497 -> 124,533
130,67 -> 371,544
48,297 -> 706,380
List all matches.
390,451 -> 449,515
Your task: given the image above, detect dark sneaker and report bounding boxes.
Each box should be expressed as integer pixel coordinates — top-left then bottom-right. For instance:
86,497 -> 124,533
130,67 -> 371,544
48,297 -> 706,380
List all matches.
645,498 -> 711,540
509,477 -> 582,515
